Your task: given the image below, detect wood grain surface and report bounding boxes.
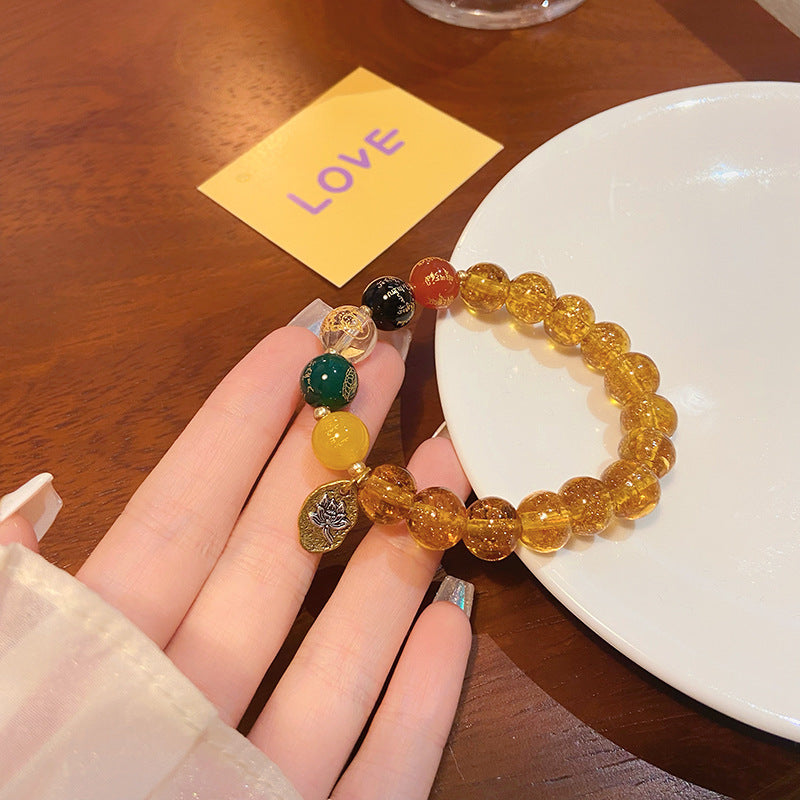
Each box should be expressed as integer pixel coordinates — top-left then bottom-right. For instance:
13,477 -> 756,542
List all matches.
3,0 -> 800,797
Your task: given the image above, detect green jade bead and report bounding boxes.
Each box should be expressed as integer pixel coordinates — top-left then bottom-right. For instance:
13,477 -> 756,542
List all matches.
300,352 -> 358,410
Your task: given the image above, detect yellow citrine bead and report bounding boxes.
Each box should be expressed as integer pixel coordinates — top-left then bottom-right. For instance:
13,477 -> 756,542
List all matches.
505,272 -> 556,324
618,427 -> 676,478
580,322 -> 631,371
407,487 -> 466,550
358,463 -> 416,525
604,352 -> 660,404
601,459 -> 661,519
463,497 -> 520,561
311,411 -> 370,471
543,295 -> 596,346
558,476 -> 614,535
459,263 -> 510,313
620,393 -> 678,437
517,490 -> 572,553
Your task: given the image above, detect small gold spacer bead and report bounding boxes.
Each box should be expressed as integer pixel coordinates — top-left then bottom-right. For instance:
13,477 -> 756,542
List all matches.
347,461 -> 370,479
457,270 -> 468,282
343,461 -> 371,493
359,304 -> 373,318
313,406 -> 331,420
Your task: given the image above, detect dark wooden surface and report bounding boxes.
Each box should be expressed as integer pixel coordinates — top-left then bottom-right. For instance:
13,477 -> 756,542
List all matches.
3,0 -> 800,796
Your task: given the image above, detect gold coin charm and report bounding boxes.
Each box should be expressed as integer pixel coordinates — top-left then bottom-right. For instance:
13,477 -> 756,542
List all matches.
299,480 -> 359,553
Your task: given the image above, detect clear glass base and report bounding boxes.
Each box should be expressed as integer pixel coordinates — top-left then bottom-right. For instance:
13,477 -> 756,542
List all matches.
403,0 -> 586,29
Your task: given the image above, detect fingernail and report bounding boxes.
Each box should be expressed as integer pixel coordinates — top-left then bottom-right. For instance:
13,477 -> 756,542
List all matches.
287,298 -> 412,361
433,575 -> 474,618
287,298 -> 333,336
0,473 -> 63,541
431,421 -> 450,440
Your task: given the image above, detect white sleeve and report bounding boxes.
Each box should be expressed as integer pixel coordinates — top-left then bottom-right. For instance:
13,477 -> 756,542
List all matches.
0,543 -> 302,800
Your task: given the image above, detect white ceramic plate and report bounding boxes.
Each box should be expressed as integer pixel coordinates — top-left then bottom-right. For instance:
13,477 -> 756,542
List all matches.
437,82 -> 800,741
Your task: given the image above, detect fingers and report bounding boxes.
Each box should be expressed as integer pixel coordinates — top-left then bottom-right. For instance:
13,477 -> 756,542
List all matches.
0,514 -> 39,551
77,325 -> 320,646
164,339 -> 405,724
332,600 -> 472,800
248,436 -> 471,800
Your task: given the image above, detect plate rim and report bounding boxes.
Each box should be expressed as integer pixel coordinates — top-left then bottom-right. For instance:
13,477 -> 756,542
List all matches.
438,80 -> 800,742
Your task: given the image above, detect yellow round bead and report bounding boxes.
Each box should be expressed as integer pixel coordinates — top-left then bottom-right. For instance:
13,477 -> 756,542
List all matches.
358,463 -> 416,525
601,459 -> 661,519
505,272 -> 556,324
319,304 -> 378,364
407,487 -> 466,550
543,295 -> 596,346
580,321 -> 631,371
459,263 -> 510,314
311,411 -> 370,471
464,497 -> 520,561
558,476 -> 614,535
618,427 -> 676,478
620,393 -> 678,437
604,352 -> 660,404
517,490 -> 572,553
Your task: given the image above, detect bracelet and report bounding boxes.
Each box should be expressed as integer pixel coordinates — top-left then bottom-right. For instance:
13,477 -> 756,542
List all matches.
297,258 -> 677,561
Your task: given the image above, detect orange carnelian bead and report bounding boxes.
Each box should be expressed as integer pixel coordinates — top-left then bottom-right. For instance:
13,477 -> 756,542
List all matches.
408,257 -> 460,309
506,272 -> 556,324
543,295 -> 595,346
601,459 -> 661,519
358,464 -> 416,525
311,411 -> 370,471
620,393 -> 678,437
618,427 -> 676,478
463,497 -> 520,561
407,487 -> 466,550
604,352 -> 660,404
459,263 -> 510,313
558,476 -> 614,535
580,322 -> 631,371
517,490 -> 572,553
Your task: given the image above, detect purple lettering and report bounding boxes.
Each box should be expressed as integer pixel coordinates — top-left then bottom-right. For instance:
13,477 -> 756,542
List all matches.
365,128 -> 404,155
338,148 -> 371,169
287,193 -> 332,215
318,166 -> 353,193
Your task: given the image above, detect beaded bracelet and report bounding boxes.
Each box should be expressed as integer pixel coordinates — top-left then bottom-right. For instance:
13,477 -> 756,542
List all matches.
297,257 -> 677,561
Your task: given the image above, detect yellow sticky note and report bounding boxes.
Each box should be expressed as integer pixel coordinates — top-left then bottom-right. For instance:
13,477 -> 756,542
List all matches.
198,67 -> 502,287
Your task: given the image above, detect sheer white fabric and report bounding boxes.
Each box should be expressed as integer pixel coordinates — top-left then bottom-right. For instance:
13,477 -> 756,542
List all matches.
0,543 -> 302,800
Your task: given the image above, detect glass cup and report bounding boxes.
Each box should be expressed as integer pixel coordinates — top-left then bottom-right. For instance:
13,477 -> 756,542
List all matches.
403,0 -> 586,29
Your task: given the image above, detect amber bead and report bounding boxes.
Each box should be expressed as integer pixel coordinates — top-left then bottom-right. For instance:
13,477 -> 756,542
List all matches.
517,491 -> 572,553
580,322 -> 631,371
319,305 -> 378,364
407,487 -> 466,550
463,497 -> 520,561
358,464 -> 416,525
601,460 -> 661,519
604,352 -> 660,404
311,411 -> 370,471
558,476 -> 614,535
408,257 -> 460,309
505,272 -> 556,324
543,295 -> 595,346
459,263 -> 510,313
620,394 -> 678,437
618,427 -> 676,478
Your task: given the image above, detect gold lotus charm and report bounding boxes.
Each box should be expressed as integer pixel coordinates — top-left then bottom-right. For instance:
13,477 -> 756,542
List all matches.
299,480 -> 359,553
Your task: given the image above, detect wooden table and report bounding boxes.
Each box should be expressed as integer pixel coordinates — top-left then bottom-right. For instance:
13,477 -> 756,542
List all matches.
4,0 -> 800,796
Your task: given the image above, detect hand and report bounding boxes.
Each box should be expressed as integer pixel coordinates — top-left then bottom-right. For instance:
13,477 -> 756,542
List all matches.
0,324 -> 472,800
